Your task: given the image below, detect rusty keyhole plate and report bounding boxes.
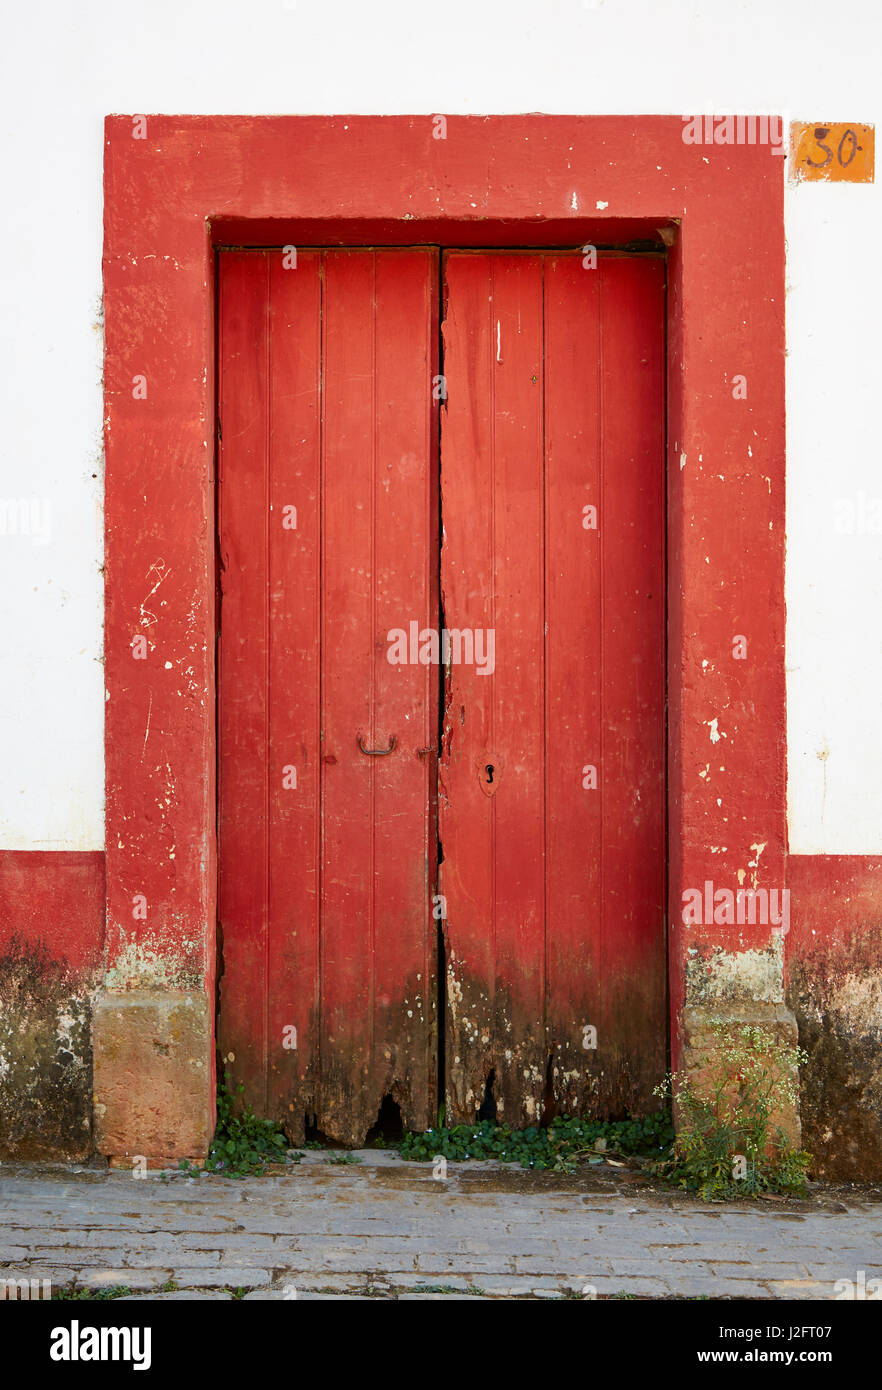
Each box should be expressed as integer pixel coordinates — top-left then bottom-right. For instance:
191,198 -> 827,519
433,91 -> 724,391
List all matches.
476,751 -> 504,797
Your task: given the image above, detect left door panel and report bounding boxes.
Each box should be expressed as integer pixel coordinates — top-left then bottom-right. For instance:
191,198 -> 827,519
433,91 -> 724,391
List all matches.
218,250 -> 439,1144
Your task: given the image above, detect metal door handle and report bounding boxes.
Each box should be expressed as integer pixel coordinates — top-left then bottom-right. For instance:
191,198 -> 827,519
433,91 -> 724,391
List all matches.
357,734 -> 397,756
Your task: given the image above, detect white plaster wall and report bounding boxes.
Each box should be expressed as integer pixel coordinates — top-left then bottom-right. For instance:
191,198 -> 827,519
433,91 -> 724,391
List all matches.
785,179 -> 882,854
0,0 -> 879,852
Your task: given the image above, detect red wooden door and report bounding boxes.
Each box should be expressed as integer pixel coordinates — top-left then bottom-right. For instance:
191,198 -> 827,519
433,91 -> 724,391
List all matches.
218,246 -> 665,1145
439,252 -> 666,1125
217,249 -> 439,1144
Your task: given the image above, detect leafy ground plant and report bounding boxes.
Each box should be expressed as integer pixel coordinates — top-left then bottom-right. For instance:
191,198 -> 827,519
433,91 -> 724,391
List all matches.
200,1076 -> 289,1177
651,1021 -> 811,1200
399,1112 -> 673,1173
54,1286 -> 133,1300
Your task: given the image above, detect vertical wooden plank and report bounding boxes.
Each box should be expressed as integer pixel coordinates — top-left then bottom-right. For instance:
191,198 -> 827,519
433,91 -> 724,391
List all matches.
596,256 -> 667,1108
265,251 -> 322,1136
439,254 -> 496,1121
320,250 -> 438,1143
217,251 -> 270,1106
543,254 -> 604,1114
440,253 -> 547,1126
487,256 -> 546,1125
321,250 -> 377,1139
370,251 -> 438,1136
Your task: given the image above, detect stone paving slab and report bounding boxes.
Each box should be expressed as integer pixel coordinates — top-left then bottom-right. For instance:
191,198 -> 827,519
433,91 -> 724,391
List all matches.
0,1156 -> 880,1301
81,1269 -> 173,1290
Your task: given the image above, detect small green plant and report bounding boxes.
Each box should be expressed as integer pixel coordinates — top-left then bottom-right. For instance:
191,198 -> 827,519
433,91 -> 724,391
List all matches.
55,1285 -> 133,1300
651,1022 -> 811,1201
325,1150 -> 362,1165
399,1111 -> 673,1173
203,1075 -> 288,1177
407,1284 -> 486,1296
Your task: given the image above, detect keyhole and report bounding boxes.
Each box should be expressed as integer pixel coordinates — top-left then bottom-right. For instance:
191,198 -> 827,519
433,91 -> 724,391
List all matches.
485,764 -> 495,784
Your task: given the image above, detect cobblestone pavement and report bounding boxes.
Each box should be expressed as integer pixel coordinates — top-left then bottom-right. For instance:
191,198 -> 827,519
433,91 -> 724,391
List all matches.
1,1152 -> 880,1300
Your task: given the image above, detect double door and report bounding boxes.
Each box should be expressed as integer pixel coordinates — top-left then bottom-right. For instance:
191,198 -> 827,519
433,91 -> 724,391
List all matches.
218,247 -> 666,1144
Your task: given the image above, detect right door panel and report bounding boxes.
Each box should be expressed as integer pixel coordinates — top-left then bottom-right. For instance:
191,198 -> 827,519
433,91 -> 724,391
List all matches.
440,252 -> 666,1125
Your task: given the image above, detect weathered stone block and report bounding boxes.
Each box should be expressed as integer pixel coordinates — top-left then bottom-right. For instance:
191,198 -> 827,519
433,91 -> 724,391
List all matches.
681,1001 -> 802,1151
92,990 -> 212,1162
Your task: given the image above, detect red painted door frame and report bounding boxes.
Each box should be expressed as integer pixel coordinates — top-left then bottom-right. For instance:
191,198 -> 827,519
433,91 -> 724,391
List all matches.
101,116 -> 785,1159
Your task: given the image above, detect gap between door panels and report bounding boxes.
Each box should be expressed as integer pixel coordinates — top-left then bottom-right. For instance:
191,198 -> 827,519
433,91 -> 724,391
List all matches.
435,249 -> 447,1124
